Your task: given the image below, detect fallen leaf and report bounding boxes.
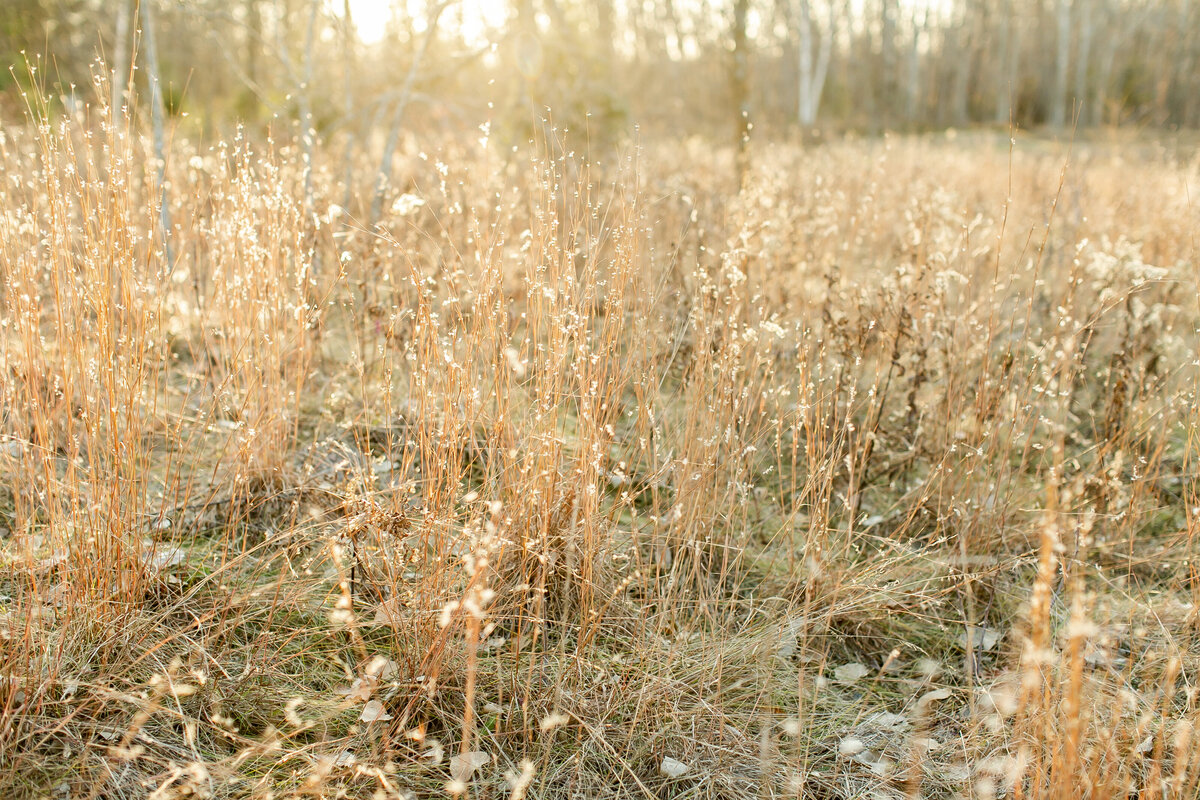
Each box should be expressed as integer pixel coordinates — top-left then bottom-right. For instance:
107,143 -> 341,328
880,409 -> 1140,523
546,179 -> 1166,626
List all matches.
865,755 -> 893,776
860,711 -> 908,733
479,635 -> 507,653
834,662 -> 870,684
943,762 -> 971,782
449,751 -> 490,782
912,736 -> 940,752
141,544 -> 185,571
421,739 -> 445,764
659,756 -> 689,778
364,655 -> 399,680
372,598 -> 404,626
917,687 -> 953,710
776,636 -> 797,658
35,552 -> 68,574
914,658 -> 943,678
959,626 -> 1003,652
337,675 -> 378,702
360,700 -> 392,722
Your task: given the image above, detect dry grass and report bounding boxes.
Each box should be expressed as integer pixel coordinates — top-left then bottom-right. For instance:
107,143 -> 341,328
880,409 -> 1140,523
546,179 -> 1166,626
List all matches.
1,83 -> 1199,800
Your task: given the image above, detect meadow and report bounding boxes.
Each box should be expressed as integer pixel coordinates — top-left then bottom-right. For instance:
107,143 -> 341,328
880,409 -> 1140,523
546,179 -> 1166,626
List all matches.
1,92 -> 1198,799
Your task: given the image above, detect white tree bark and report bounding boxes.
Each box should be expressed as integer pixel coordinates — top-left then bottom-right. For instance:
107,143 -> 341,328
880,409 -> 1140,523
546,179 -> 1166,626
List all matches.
993,0 -> 1015,124
1050,0 -> 1071,128
299,0 -> 320,214
1074,0 -> 1092,124
905,5 -> 925,123
341,0 -> 357,213
370,0 -> 453,224
140,0 -> 173,269
111,0 -> 132,112
797,0 -> 834,127
798,0 -> 814,124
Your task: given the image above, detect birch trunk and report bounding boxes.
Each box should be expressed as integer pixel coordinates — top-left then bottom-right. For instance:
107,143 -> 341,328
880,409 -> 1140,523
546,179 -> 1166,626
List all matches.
1074,0 -> 1092,125
732,0 -> 751,178
993,0 -> 1015,124
906,6 -> 924,124
299,0 -> 320,214
1050,0 -> 1071,128
341,0 -> 356,213
140,0 -> 173,269
111,0 -> 132,112
797,0 -> 833,128
798,0 -> 814,125
370,1 -> 452,224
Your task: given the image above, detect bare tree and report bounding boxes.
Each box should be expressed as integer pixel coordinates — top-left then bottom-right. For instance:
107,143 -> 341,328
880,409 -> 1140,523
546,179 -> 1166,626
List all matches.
140,0 -> 173,269
370,0 -> 454,224
905,3 -> 926,124
15,0 -> 1200,138
797,0 -> 835,128
594,0 -> 616,67
340,0 -> 357,212
880,0 -> 897,122
299,0 -> 320,213
731,0 -> 751,178
111,0 -> 132,112
1074,0 -> 1093,124
1050,0 -> 1071,128
1180,0 -> 1197,125
992,0 -> 1018,124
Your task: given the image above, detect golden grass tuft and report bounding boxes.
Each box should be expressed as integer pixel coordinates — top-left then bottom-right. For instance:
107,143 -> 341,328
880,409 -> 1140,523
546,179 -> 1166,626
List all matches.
1,84 -> 1199,799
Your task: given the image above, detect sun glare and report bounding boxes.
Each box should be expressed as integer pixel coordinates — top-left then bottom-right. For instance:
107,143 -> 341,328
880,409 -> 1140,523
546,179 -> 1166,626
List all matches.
345,0 -> 509,45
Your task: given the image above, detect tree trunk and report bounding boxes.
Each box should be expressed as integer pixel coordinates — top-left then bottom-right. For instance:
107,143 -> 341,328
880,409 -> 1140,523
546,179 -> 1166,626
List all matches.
299,0 -> 319,213
111,0 -> 132,112
1050,0 -> 1071,128
1181,0 -> 1198,126
947,7 -> 971,126
993,0 -> 1014,124
731,0 -> 751,180
906,5 -> 924,124
341,0 -> 356,213
370,1 -> 451,224
798,0 -> 814,126
595,0 -> 616,64
140,0 -> 173,270
246,0 -> 262,86
1074,0 -> 1092,125
1092,3 -> 1117,126
880,0 -> 897,124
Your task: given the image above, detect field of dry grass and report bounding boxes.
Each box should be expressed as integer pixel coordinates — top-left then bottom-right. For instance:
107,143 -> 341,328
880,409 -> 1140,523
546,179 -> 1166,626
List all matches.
1,91 -> 1199,799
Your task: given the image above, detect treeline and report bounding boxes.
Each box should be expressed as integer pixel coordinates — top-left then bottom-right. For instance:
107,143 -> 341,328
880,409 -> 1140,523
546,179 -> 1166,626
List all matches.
2,0 -> 1197,140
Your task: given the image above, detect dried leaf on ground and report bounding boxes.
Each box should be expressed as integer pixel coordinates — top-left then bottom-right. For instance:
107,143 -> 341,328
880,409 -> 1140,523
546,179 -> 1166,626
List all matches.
360,699 -> 392,722
834,662 -> 870,684
660,756 -> 689,778
449,751 -> 490,782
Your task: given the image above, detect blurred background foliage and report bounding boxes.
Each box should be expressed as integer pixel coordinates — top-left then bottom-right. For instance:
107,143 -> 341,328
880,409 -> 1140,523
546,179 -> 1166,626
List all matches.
2,0 -> 1198,149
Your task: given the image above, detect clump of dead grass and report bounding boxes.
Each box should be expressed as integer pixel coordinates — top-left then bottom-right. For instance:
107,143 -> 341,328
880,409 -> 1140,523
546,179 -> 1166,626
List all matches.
0,84 -> 1198,800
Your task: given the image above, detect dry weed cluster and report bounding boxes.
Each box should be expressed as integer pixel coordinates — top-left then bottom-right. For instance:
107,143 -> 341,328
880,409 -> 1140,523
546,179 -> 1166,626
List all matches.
1,83 -> 1199,799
